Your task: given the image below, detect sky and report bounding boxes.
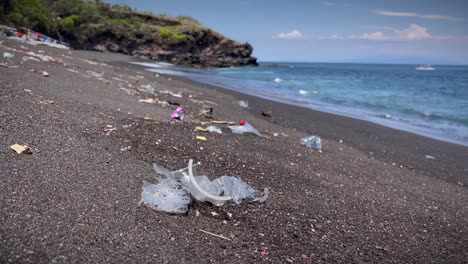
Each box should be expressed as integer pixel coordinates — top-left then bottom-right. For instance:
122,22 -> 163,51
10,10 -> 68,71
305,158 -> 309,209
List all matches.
107,0 -> 468,64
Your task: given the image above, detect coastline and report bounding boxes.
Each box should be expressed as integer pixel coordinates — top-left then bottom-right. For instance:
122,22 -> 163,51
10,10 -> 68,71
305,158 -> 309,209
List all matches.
1,39 -> 468,263
125,59 -> 468,186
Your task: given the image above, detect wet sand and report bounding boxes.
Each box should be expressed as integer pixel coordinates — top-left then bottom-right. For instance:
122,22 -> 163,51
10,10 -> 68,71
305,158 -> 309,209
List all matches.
1,39 -> 467,263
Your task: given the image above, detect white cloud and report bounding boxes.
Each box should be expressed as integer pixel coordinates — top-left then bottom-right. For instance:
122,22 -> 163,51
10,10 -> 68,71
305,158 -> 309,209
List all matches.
321,1 -> 336,6
273,30 -> 303,39
374,10 -> 462,22
319,24 -> 452,41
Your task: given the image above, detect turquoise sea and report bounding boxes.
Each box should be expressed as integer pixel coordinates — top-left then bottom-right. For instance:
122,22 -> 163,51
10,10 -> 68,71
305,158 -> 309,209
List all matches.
135,62 -> 468,146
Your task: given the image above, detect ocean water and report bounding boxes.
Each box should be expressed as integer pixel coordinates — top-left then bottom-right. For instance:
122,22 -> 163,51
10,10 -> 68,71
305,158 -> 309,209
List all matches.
134,62 -> 468,146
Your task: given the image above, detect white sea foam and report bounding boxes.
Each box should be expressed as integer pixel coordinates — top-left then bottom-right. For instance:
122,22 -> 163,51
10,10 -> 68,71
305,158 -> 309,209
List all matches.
273,77 -> 282,83
299,89 -> 309,95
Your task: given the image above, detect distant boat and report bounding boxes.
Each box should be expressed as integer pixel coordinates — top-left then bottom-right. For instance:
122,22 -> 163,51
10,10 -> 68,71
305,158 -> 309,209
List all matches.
416,65 -> 435,71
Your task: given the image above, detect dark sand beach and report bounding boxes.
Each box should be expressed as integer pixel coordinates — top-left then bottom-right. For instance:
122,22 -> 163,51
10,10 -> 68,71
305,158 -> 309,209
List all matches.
1,39 -> 467,263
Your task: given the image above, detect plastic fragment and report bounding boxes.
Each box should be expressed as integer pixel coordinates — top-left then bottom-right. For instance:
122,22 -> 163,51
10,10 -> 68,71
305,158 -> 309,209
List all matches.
22,56 -> 40,62
3,52 -> 14,60
195,126 -> 207,132
200,105 -> 213,118
196,136 -> 207,141
140,160 -> 268,213
425,155 -> 436,160
239,100 -> 248,108
206,125 -> 222,134
86,70 -> 104,78
42,71 -> 49,77
171,106 -> 184,120
139,98 -> 156,104
228,122 -> 262,137
10,144 -> 32,154
301,136 -> 322,151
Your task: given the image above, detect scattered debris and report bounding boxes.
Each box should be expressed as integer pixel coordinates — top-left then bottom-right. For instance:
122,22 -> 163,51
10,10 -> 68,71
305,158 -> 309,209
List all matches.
144,117 -> 152,121
139,160 -> 268,213
261,111 -> 272,117
239,100 -> 249,108
301,136 -> 322,151
171,106 -> 184,120
160,90 -> 182,98
206,125 -> 222,134
189,99 -> 204,104
22,56 -> 40,62
42,71 -> 49,77
196,136 -> 207,141
139,98 -> 156,104
425,155 -> 436,160
229,122 -> 262,137
39,99 -> 55,105
199,229 -> 231,241
203,100 -> 219,106
10,144 -> 32,154
3,52 -> 14,60
86,70 -> 104,78
195,126 -> 208,132
200,105 -> 213,118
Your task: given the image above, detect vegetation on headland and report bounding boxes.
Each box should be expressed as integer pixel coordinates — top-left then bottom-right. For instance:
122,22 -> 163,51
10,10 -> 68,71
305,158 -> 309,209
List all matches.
0,0 -> 257,67
0,0 -> 202,44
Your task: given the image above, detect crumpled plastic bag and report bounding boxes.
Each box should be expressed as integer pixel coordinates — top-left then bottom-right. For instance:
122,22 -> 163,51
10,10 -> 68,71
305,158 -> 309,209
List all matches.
139,159 -> 269,213
228,122 -> 262,137
300,135 -> 322,151
206,125 -> 222,134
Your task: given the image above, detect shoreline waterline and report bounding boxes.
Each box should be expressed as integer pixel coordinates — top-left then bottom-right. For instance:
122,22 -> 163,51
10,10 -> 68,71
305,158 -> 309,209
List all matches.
132,61 -> 468,147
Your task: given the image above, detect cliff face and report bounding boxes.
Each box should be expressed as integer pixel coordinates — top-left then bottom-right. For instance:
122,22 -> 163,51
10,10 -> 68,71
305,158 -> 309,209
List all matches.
65,12 -> 257,68
79,26 -> 257,68
1,1 -> 257,68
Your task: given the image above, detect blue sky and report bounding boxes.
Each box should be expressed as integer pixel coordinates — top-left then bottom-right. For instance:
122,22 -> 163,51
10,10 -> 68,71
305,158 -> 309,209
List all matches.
107,0 -> 468,64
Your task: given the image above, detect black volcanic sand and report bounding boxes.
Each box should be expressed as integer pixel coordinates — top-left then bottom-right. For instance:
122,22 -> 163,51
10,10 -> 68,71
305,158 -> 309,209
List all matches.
1,39 -> 467,263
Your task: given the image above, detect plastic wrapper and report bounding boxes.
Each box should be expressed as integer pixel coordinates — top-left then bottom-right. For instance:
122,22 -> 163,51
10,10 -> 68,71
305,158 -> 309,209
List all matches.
140,160 -> 269,213
300,135 -> 322,151
228,122 -> 262,137
206,125 -> 222,134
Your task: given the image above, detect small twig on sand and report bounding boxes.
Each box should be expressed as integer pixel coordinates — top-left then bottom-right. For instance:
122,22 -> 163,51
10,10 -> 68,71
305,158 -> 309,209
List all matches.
199,229 -> 231,241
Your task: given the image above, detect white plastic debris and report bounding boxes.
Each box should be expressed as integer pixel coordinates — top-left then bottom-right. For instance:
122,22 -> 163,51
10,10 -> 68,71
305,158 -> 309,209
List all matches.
22,56 -> 40,62
425,155 -> 436,160
206,125 -> 222,134
228,122 -> 262,137
3,52 -> 14,60
239,100 -> 249,108
139,159 -> 268,213
86,70 -> 104,78
139,98 -> 156,104
301,136 -> 322,151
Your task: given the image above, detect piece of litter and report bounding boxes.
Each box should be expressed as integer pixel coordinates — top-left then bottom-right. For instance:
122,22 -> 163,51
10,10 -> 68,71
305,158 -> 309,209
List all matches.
239,100 -> 248,108
196,136 -> 207,141
195,209 -> 200,217
144,117 -> 152,121
10,144 -> 32,154
203,100 -> 219,106
206,126 -> 222,134
210,211 -> 219,217
42,71 -> 49,77
3,52 -> 14,60
261,111 -> 272,117
229,122 -> 262,137
39,99 -> 55,105
86,70 -> 103,78
239,120 -> 245,126
200,105 -> 213,119
171,106 -> 184,120
425,155 -> 436,160
139,160 -> 268,213
22,56 -> 40,62
301,136 -> 322,151
139,98 -> 156,104
195,126 -> 207,132
199,229 -> 231,241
